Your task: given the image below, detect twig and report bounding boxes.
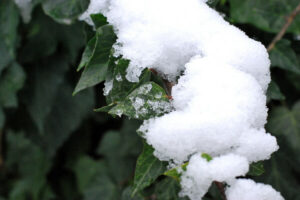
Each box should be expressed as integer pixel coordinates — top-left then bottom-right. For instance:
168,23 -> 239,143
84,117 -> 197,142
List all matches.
267,3 -> 300,51
149,68 -> 174,96
214,181 -> 227,200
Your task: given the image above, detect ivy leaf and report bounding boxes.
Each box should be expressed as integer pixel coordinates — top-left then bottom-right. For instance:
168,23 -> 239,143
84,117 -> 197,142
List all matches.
0,63 -> 26,108
105,59 -> 152,104
266,81 -> 285,102
97,120 -> 143,183
72,156 -> 119,200
25,57 -> 69,133
90,13 -> 108,28
269,40 -> 300,74
267,101 -> 300,152
248,162 -> 265,176
42,0 -> 90,24
77,37 -> 97,71
108,82 -> 172,120
121,187 -> 144,200
0,108 -> 4,129
0,0 -> 19,74
164,153 -> 212,182
229,0 -> 300,34
256,151 -> 300,200
6,131 -> 52,200
25,82 -> 94,157
154,178 -> 188,200
74,25 -> 117,95
164,163 -> 188,182
132,143 -> 167,197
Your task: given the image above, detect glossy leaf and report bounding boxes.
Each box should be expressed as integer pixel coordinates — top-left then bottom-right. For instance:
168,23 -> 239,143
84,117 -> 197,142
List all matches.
74,25 -> 117,95
229,0 -> 300,34
0,0 -> 19,74
248,162 -> 265,176
0,63 -> 26,108
72,156 -> 119,200
269,40 -> 300,74
267,101 -> 300,152
42,0 -> 90,23
267,81 -> 285,102
105,59 -> 152,104
108,82 -> 172,120
132,143 -> 167,197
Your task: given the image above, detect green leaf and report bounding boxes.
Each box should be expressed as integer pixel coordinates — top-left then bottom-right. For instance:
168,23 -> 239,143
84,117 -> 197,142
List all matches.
269,40 -> 300,74
267,81 -> 285,102
97,119 -> 143,183
267,101 -> 300,152
105,59 -> 152,104
154,178 -> 188,200
0,0 -> 19,74
0,63 -> 26,108
248,162 -> 265,176
19,10 -> 86,63
132,143 -> 167,197
6,131 -> 52,200
90,13 -> 108,28
121,187 -> 144,200
0,108 -> 4,129
201,153 -> 213,162
255,151 -> 300,199
164,153 -> 211,181
25,80 -> 95,157
74,25 -> 117,95
164,163 -> 188,182
77,36 -> 97,71
108,82 -> 172,120
42,0 -> 90,23
25,57 -> 69,133
229,0 -> 300,34
72,156 -> 119,200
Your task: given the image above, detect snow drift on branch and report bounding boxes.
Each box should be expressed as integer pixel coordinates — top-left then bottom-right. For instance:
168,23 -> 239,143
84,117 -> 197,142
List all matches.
81,0 -> 283,199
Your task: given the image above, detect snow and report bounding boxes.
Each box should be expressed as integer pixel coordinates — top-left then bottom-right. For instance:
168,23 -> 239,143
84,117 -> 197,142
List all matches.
79,0 -> 110,25
14,0 -> 33,23
226,179 -> 284,200
103,79 -> 113,96
140,57 -> 276,164
180,154 -> 249,200
81,0 -> 281,199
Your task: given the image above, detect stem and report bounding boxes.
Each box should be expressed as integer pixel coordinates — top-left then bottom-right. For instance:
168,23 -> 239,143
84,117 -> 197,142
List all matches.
214,181 -> 227,200
267,3 -> 300,51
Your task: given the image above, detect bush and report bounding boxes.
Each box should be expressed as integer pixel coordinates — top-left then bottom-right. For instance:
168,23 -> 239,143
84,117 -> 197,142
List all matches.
0,0 -> 300,199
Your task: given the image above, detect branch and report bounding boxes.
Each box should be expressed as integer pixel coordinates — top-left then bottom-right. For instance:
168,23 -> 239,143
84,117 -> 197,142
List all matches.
267,3 -> 300,51
214,181 -> 227,200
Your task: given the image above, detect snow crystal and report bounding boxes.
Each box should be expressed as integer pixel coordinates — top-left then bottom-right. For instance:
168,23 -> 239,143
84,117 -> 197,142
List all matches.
226,179 -> 284,200
180,154 -> 249,200
147,100 -> 173,115
132,97 -> 145,111
79,0 -> 110,25
115,73 -> 123,81
137,83 -> 152,94
103,79 -> 113,96
14,0 -> 33,23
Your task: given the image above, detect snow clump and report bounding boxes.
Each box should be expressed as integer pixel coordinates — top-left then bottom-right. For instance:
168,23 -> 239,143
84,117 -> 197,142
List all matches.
81,0 -> 283,199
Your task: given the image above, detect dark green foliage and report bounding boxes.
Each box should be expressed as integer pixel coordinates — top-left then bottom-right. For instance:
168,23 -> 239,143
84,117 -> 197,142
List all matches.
0,0 -> 300,200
